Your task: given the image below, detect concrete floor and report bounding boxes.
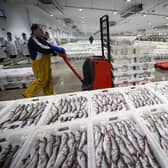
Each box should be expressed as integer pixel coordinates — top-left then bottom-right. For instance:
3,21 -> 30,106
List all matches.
0,59 -> 168,101
0,59 -> 83,101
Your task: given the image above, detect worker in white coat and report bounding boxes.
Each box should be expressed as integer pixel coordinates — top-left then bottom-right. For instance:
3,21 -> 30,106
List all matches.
0,37 -> 7,64
5,32 -> 18,65
44,31 -> 57,45
21,33 -> 30,63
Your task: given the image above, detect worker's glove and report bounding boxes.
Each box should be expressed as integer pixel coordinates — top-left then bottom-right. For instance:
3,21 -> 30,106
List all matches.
51,45 -> 65,53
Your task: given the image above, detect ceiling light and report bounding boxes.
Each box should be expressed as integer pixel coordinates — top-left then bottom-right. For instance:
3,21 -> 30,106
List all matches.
125,0 -> 132,2
113,10 -> 118,15
50,14 -> 54,16
166,17 -> 168,19
80,16 -> 85,19
143,14 -> 146,17
78,9 -> 83,12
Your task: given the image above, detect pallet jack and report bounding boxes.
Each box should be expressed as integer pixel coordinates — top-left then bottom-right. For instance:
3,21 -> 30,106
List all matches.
60,15 -> 113,90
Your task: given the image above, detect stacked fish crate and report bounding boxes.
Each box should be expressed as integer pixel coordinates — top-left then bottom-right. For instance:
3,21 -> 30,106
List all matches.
152,42 -> 168,60
0,68 -> 34,90
112,40 -> 155,87
60,40 -> 101,60
1,81 -> 168,167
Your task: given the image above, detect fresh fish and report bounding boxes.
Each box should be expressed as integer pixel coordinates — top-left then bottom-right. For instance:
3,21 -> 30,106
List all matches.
46,135 -> 60,168
95,137 -> 103,168
62,144 -> 76,168
54,144 -> 69,168
77,150 -> 87,168
79,130 -> 87,150
45,135 -> 56,157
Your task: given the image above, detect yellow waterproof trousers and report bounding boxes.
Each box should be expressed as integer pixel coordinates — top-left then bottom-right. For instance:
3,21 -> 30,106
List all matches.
23,55 -> 54,98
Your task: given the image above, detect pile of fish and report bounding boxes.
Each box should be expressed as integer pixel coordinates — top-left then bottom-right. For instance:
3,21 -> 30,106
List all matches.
94,119 -> 160,168
152,84 -> 168,99
46,96 -> 88,123
0,140 -> 20,167
92,92 -> 128,114
21,129 -> 87,168
125,88 -> 161,108
0,101 -> 48,130
142,111 -> 168,156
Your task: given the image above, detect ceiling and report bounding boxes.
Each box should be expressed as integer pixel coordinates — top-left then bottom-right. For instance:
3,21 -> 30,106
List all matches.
59,0 -> 168,34
4,0 -> 168,35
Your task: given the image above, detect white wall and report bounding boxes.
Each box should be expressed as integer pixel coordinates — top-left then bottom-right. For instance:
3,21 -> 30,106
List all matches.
0,2 -> 30,38
0,0 -> 75,40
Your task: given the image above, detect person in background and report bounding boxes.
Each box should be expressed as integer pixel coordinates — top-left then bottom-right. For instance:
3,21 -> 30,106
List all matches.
5,32 -> 18,65
44,31 -> 57,45
0,37 -> 7,64
89,35 -> 94,44
23,24 -> 66,98
21,33 -> 31,63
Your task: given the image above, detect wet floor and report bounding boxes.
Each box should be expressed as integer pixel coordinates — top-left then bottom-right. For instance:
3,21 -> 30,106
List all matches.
0,59 -> 168,101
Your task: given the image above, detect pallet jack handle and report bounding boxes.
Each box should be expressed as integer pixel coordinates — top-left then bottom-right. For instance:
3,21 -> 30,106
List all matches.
60,53 -> 84,82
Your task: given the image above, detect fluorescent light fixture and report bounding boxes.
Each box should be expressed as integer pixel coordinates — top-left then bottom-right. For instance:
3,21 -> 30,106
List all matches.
80,16 -> 85,19
125,0 -> 132,2
78,8 -> 83,12
113,10 -> 118,15
50,14 -> 54,16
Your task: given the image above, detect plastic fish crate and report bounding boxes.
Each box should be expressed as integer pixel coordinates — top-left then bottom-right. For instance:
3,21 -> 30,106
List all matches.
0,129 -> 32,168
0,100 -> 15,115
135,62 -> 154,71
91,112 -> 167,168
135,55 -> 154,63
123,86 -> 164,109
112,63 -> 135,75
133,105 -> 168,165
40,93 -> 91,126
90,88 -> 132,118
14,121 -> 92,168
112,56 -> 134,64
135,70 -> 155,80
0,97 -> 52,133
146,81 -> 168,101
113,73 -> 134,84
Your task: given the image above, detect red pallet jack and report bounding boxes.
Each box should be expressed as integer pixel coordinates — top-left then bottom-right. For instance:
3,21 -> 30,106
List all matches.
60,15 -> 113,90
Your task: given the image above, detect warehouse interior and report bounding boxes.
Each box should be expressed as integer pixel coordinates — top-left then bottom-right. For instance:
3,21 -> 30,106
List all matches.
0,0 -> 168,167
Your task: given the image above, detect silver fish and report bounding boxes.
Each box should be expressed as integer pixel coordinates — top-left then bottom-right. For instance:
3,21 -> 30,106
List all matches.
46,136 -> 60,168
77,150 -> 87,168
79,130 -> 87,150
54,144 -> 69,168
95,137 -> 103,168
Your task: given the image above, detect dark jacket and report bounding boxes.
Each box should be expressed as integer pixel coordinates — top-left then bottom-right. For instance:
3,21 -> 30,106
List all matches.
28,36 -> 52,60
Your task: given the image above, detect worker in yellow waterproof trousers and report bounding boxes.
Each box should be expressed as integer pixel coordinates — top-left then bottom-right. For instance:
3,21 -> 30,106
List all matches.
23,24 -> 65,98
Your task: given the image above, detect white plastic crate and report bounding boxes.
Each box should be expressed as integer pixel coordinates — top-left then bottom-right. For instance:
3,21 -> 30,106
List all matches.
40,93 -> 91,125
113,73 -> 134,84
92,112 -> 167,168
90,88 -> 132,118
135,62 -> 154,71
123,86 -> 164,109
112,63 -> 135,75
135,55 -> 154,63
135,70 -> 155,80
0,98 -> 51,132
0,129 -> 32,168
146,81 -> 168,100
133,105 -> 168,163
14,121 -> 91,168
112,55 -> 134,64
